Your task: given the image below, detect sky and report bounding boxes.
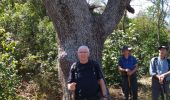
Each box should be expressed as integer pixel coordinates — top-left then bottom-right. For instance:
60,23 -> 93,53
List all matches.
88,0 -> 154,18
127,0 -> 153,18
88,0 -> 170,23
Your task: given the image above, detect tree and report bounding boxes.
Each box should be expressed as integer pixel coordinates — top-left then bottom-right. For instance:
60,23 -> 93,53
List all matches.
43,0 -> 134,99
149,0 -> 170,46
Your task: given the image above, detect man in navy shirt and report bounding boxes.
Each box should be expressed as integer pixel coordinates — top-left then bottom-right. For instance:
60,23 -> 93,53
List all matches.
118,46 -> 138,100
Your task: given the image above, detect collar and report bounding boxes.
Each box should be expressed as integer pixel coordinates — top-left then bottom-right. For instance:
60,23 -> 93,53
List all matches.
123,55 -> 131,59
158,56 -> 167,60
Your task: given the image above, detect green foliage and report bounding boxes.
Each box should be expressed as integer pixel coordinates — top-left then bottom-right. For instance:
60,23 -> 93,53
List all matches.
0,0 -> 170,98
0,28 -> 21,99
102,15 -> 169,85
0,0 -> 59,98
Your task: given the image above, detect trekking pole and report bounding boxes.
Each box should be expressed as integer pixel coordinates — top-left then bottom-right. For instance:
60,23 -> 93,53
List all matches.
128,76 -> 131,88
128,75 -> 131,99
160,82 -> 166,100
71,90 -> 75,100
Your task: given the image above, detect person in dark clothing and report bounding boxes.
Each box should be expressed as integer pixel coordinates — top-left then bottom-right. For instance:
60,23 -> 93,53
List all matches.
67,45 -> 107,100
118,46 -> 138,100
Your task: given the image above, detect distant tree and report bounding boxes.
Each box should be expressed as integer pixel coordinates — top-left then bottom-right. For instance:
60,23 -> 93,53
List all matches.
149,0 -> 170,46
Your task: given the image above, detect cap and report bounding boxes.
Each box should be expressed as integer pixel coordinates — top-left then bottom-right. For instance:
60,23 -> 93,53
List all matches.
122,46 -> 132,51
158,46 -> 168,50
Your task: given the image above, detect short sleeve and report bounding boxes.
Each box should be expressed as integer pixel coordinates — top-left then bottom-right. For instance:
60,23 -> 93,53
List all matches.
93,61 -> 103,80
149,58 -> 157,76
67,63 -> 76,83
118,57 -> 123,67
133,57 -> 137,65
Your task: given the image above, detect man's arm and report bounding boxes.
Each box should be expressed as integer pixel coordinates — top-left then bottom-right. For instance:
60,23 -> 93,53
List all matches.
93,61 -> 107,99
98,79 -> 107,98
67,63 -> 76,91
118,66 -> 126,72
158,71 -> 170,82
154,71 -> 170,84
128,64 -> 138,75
163,71 -> 170,76
118,57 -> 127,72
149,58 -> 157,76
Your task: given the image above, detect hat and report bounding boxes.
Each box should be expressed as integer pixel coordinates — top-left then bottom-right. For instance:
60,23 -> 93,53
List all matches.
122,46 -> 132,51
158,46 -> 168,50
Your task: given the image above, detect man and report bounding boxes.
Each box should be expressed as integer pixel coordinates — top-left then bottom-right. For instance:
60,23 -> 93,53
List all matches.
118,46 -> 138,100
149,46 -> 170,100
67,45 -> 107,100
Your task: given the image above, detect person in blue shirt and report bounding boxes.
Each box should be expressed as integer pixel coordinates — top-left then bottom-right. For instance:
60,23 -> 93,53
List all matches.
118,46 -> 138,100
149,46 -> 170,100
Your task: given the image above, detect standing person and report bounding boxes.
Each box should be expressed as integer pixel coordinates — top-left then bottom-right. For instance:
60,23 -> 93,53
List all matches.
118,46 -> 138,100
149,46 -> 170,100
67,45 -> 107,100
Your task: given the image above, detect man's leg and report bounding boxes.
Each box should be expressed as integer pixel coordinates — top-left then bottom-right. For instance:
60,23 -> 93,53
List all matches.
152,78 -> 161,100
122,75 -> 129,100
165,82 -> 170,100
131,74 -> 138,100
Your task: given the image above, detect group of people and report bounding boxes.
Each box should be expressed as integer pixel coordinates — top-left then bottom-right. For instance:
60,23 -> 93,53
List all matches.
67,45 -> 170,100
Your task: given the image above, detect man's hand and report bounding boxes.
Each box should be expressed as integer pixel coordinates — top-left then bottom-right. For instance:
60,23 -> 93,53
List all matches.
125,69 -> 133,76
118,67 -> 126,72
127,71 -> 133,76
156,74 -> 165,84
159,74 -> 166,84
68,82 -> 76,91
125,68 -> 130,72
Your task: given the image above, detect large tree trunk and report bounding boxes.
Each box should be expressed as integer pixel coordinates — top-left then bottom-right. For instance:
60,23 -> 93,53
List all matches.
43,0 -> 132,99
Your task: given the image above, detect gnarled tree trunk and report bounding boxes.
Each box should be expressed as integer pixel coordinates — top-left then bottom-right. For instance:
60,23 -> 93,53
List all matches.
43,0 -> 132,99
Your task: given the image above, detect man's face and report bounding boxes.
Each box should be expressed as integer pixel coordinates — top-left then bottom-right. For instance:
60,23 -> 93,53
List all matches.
77,48 -> 89,61
159,48 -> 167,58
122,50 -> 130,56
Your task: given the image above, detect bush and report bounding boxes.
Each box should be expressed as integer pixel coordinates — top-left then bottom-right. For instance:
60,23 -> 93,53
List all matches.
0,28 -> 21,99
102,16 -> 169,85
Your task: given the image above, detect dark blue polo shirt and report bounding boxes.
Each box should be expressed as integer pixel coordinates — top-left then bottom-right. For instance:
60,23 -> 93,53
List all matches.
118,55 -> 137,70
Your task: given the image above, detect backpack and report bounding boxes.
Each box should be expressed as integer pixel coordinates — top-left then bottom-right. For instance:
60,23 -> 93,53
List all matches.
71,60 -> 100,98
153,57 -> 170,71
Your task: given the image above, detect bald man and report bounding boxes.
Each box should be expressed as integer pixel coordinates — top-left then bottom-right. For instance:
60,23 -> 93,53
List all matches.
67,46 -> 107,100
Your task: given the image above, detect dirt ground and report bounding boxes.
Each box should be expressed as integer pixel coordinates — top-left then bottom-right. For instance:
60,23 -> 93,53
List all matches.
109,77 -> 152,100
17,77 -> 152,100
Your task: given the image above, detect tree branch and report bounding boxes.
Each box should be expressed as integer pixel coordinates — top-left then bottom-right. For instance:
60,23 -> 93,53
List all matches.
99,0 -> 132,38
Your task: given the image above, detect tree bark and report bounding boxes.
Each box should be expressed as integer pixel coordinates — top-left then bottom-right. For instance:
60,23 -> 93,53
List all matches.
43,0 -> 132,99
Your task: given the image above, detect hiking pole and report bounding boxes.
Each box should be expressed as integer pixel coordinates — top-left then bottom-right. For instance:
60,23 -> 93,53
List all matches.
128,76 -> 131,88
160,82 -> 166,100
128,75 -> 131,99
71,90 -> 75,100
